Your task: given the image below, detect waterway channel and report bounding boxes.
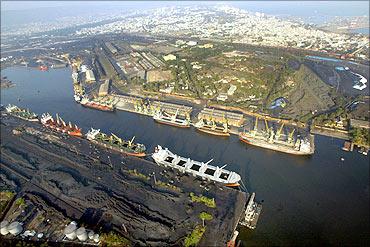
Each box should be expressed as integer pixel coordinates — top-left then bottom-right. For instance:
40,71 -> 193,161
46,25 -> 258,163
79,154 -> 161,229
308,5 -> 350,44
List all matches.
1,66 -> 369,246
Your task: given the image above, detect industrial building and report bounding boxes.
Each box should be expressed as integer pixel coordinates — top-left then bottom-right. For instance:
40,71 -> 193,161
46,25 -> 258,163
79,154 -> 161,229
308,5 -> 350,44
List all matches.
85,69 -> 96,83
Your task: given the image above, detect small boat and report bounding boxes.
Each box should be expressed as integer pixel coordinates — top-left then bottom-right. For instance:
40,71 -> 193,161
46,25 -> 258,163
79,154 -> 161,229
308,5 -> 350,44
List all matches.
39,65 -> 48,71
152,145 -> 241,187
239,192 -> 262,229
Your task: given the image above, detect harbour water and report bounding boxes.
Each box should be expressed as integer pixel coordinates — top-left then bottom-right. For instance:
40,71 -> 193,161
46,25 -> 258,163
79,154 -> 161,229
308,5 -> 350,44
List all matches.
1,66 -> 369,246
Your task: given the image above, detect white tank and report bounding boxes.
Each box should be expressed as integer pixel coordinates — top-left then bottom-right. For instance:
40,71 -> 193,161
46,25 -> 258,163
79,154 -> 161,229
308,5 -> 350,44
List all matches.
7,221 -> 23,236
0,221 -> 9,235
64,222 -> 77,240
76,227 -> 87,241
93,233 -> 100,243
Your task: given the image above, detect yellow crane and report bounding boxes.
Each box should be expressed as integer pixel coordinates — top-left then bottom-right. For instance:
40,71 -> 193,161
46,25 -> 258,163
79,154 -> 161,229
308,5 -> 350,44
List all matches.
275,123 -> 284,140
288,129 -> 295,143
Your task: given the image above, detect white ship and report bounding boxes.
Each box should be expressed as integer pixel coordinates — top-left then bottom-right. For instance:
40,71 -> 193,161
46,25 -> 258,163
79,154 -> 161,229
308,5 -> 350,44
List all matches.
153,109 -> 190,128
152,145 -> 241,187
239,192 -> 262,229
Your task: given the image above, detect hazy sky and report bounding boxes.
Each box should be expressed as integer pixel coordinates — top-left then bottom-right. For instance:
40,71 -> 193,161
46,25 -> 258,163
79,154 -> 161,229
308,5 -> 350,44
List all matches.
2,1 -> 369,15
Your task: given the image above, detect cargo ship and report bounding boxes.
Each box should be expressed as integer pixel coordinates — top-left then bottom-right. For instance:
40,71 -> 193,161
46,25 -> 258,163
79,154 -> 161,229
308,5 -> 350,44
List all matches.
80,97 -> 114,112
152,145 -> 241,187
5,104 -> 39,122
239,118 -> 314,155
194,119 -> 230,137
153,109 -> 190,128
239,193 -> 262,229
86,128 -> 146,157
40,113 -> 83,137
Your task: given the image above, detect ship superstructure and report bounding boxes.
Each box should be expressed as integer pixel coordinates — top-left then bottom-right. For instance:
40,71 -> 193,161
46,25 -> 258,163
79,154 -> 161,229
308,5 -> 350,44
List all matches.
152,145 -> 241,187
194,119 -> 230,137
5,104 -> 39,122
86,128 -> 146,157
239,117 -> 314,155
153,109 -> 190,128
80,97 -> 114,112
40,113 -> 83,137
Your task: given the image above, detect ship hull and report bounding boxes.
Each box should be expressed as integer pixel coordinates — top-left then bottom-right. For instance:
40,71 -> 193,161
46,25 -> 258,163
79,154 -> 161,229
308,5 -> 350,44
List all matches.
42,123 -> 82,138
90,139 -> 146,157
196,127 -> 230,137
81,103 -> 114,112
11,114 -> 39,122
239,136 -> 313,155
154,118 -> 190,128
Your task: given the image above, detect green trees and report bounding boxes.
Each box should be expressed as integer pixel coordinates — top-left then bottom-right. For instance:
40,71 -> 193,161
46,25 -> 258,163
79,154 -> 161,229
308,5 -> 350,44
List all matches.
350,128 -> 370,147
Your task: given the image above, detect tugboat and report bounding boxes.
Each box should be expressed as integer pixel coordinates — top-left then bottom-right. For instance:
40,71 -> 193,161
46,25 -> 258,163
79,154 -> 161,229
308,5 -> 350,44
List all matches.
40,113 -> 83,137
152,145 -> 241,187
5,104 -> 39,122
153,109 -> 190,128
239,192 -> 262,229
194,119 -> 230,137
86,128 -> 146,157
80,97 -> 114,112
39,65 -> 48,71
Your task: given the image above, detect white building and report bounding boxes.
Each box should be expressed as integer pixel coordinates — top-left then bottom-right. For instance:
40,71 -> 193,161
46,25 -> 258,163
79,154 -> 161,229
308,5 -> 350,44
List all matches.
85,70 -> 96,82
163,54 -> 177,61
227,85 -> 237,95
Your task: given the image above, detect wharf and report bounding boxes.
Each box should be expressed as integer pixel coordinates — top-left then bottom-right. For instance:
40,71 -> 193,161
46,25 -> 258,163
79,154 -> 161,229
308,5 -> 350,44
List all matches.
0,114 -> 247,246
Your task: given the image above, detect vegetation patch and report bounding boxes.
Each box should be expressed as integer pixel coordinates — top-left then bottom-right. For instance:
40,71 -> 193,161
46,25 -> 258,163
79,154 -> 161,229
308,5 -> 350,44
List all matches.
184,225 -> 206,247
127,169 -> 150,181
350,127 -> 370,147
190,192 -> 216,208
100,231 -> 130,247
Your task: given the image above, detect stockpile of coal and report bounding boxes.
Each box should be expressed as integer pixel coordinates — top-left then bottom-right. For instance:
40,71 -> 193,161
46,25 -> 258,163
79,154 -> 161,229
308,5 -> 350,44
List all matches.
0,115 -> 247,246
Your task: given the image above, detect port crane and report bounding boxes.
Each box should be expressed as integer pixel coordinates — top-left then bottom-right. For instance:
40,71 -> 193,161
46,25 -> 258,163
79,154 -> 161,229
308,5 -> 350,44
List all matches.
288,129 -> 295,143
275,123 -> 285,140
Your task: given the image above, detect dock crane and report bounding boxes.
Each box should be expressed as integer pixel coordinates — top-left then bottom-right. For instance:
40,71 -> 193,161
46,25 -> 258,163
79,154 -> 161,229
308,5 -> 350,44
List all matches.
275,123 -> 285,140
288,129 -> 295,144
251,117 -> 258,136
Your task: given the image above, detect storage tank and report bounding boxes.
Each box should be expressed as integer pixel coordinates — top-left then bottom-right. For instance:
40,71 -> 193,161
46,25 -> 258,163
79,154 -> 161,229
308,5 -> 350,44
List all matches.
76,227 -> 88,241
0,221 -> 9,235
88,231 -> 94,240
93,233 -> 100,243
7,221 -> 23,236
64,222 -> 77,240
